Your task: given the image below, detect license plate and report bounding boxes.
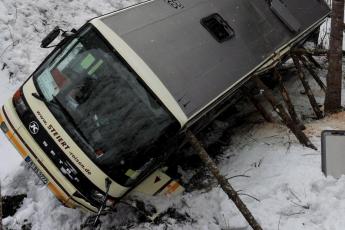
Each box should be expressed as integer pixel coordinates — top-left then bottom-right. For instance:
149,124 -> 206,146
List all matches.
25,156 -> 49,184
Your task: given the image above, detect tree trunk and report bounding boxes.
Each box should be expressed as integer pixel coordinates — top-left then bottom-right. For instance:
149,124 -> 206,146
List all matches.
275,69 -> 304,128
292,48 -> 328,56
298,55 -> 327,92
241,87 -> 273,122
292,55 -> 324,119
306,54 -> 323,69
325,0 -> 344,114
186,130 -> 263,230
254,78 -> 317,150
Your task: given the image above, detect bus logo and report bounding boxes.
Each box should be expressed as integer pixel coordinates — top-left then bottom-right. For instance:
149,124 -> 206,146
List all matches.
29,121 -> 39,134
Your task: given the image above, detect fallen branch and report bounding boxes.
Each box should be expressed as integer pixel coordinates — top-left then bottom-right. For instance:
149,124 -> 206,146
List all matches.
281,211 -> 305,217
238,193 -> 261,203
289,200 -> 310,210
288,187 -> 302,203
186,130 -> 263,230
226,174 -> 250,180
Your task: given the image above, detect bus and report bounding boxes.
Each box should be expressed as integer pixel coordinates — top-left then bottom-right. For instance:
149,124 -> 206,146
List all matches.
0,0 -> 330,213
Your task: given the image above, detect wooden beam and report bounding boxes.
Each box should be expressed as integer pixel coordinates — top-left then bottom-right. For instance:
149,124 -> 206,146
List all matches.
292,48 -> 328,56
298,55 -> 326,92
241,87 -> 273,122
275,69 -> 305,130
254,78 -> 316,150
292,55 -> 324,119
186,130 -> 263,230
305,53 -> 323,69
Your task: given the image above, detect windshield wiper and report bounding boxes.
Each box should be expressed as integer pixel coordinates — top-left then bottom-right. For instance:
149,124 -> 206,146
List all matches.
50,95 -> 93,149
32,92 -> 77,129
48,37 -> 79,67
33,92 -> 95,155
32,93 -> 81,130
32,93 -> 59,108
50,95 -> 79,127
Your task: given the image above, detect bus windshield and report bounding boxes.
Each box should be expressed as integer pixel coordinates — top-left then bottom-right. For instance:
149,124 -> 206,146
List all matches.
33,25 -> 179,186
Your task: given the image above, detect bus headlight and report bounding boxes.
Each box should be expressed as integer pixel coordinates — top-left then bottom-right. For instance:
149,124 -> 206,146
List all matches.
13,89 -> 29,115
0,121 -> 9,133
90,190 -> 116,207
91,190 -> 105,203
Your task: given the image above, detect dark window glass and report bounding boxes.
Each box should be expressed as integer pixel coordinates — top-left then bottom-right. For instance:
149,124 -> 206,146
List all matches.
34,25 -> 179,186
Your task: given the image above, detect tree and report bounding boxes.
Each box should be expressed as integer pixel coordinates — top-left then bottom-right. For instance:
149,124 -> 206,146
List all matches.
324,0 -> 344,114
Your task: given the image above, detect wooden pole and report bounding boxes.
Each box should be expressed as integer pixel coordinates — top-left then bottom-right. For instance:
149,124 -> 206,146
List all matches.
305,54 -> 322,69
186,130 -> 263,230
292,55 -> 324,119
275,69 -> 305,130
241,87 -> 273,122
254,78 -> 316,150
292,48 -> 328,56
298,55 -> 326,92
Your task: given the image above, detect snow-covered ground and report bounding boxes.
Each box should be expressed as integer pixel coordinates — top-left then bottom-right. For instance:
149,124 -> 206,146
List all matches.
2,1 -> 345,230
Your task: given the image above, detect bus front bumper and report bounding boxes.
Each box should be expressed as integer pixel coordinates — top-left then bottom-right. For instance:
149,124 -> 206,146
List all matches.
0,100 -> 98,212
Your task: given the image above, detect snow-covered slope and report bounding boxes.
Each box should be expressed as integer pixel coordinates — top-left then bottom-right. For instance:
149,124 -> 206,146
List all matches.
0,0 -> 142,83
1,0 -> 345,230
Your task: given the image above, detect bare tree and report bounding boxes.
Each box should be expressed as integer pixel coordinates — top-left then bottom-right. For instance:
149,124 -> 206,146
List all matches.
325,0 -> 344,113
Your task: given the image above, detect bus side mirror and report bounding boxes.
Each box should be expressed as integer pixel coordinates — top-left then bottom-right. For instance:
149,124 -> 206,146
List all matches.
41,26 -> 61,48
61,28 -> 77,38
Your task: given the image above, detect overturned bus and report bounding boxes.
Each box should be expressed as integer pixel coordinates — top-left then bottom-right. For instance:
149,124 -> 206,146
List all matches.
0,0 -> 330,213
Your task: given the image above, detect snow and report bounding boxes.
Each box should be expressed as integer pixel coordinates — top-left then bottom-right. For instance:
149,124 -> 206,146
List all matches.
1,0 -> 345,230
0,76 -> 21,180
318,0 -> 345,50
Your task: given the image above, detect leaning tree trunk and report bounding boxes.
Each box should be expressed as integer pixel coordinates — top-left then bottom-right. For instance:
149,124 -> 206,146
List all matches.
186,131 -> 263,230
325,0 -> 344,114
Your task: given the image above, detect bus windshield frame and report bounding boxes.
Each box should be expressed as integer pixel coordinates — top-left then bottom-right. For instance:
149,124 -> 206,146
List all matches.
32,24 -> 180,187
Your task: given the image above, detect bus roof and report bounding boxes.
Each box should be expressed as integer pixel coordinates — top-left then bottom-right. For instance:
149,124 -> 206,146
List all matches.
94,0 -> 329,120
